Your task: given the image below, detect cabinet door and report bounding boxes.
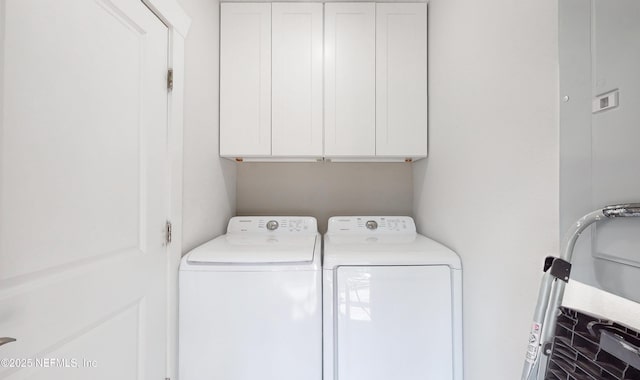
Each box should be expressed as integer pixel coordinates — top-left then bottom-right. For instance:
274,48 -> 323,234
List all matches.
324,3 -> 376,157
272,3 -> 323,157
376,3 -> 428,158
220,3 -> 271,157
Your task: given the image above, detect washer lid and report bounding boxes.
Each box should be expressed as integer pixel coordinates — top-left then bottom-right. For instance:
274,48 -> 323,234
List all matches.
323,234 -> 461,269
187,234 -> 318,264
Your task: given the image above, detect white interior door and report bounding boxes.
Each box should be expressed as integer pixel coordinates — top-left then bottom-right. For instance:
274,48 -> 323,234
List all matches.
0,0 -> 170,378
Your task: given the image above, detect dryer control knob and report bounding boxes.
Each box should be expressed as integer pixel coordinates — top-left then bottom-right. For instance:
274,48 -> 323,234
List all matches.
366,220 -> 378,230
266,220 -> 279,231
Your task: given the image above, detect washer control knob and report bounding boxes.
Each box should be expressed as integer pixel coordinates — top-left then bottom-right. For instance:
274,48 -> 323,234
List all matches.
266,220 -> 279,231
365,220 -> 378,230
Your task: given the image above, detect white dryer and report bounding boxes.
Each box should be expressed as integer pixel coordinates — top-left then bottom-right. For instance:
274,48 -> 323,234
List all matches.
179,216 -> 322,380
323,216 -> 463,380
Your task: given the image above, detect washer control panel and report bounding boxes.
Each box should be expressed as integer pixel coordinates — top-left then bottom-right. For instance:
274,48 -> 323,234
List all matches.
266,220 -> 279,231
228,217 -> 317,234
365,220 -> 378,230
328,216 -> 416,234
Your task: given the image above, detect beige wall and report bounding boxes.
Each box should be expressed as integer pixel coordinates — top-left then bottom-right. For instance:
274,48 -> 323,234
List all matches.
237,162 -> 413,233
413,0 -> 559,379
179,0 -> 236,253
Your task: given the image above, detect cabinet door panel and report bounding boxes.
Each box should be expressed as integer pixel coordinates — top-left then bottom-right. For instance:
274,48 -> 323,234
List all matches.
272,3 -> 323,157
324,3 -> 375,157
220,3 -> 271,157
376,3 -> 428,158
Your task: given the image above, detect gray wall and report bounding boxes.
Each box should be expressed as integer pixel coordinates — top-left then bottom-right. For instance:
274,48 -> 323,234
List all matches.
237,163 -> 413,233
180,0 -> 236,253
560,0 -> 640,302
412,0 -> 559,379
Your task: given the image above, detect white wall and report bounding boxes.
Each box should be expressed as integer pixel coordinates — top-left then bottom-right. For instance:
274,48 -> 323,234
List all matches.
179,0 -> 236,253
412,0 -> 559,379
237,162 -> 412,233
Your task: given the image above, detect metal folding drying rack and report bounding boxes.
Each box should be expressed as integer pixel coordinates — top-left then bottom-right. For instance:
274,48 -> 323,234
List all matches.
521,203 -> 640,380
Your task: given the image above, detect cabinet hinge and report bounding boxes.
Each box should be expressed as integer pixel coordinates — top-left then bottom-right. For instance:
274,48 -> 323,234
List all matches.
167,69 -> 174,91
165,221 -> 172,244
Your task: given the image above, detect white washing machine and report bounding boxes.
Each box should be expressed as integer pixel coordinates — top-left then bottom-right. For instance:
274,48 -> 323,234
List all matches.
179,216 -> 322,380
323,216 -> 463,380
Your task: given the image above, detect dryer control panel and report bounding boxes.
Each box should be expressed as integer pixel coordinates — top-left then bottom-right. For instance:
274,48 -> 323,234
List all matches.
227,216 -> 318,234
327,216 -> 416,234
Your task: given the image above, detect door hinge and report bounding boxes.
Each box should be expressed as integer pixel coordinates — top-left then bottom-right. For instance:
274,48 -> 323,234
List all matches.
165,221 -> 172,244
167,69 -> 173,91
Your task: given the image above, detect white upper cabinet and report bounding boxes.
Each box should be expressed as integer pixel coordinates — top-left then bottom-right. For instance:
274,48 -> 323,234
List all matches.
219,2 -> 428,162
324,3 -> 376,158
376,3 -> 428,158
220,3 -> 271,157
272,3 -> 324,158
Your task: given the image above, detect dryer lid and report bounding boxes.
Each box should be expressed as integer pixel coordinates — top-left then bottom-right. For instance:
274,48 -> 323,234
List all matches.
186,234 -> 318,264
324,216 -> 461,269
323,234 -> 461,269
